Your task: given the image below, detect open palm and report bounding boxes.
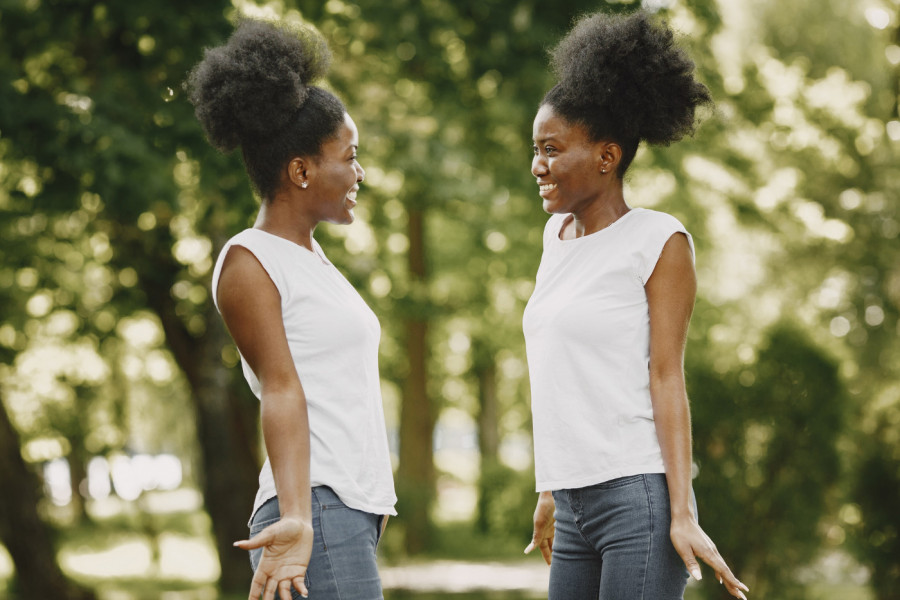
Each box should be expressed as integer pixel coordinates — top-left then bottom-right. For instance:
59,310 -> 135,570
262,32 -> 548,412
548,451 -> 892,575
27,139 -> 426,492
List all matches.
235,517 -> 313,600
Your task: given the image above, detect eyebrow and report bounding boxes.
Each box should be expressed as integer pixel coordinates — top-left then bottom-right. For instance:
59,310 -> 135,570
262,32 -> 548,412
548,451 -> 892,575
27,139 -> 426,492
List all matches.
533,135 -> 560,144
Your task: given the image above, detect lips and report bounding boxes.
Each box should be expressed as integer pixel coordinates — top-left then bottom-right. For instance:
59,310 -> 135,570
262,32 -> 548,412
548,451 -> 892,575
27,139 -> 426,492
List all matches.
347,187 -> 359,205
538,182 -> 557,198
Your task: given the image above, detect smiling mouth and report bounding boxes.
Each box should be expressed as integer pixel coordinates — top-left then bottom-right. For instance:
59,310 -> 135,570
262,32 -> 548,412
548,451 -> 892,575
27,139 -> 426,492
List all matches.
539,183 -> 557,193
347,188 -> 358,203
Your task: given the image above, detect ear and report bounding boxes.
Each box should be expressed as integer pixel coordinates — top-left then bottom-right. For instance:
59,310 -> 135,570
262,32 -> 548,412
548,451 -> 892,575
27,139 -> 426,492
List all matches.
286,157 -> 310,189
594,142 -> 622,176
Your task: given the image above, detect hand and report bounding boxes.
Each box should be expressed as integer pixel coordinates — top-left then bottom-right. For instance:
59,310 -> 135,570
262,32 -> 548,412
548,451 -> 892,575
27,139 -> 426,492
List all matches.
524,491 -> 555,565
670,515 -> 749,599
234,516 -> 313,600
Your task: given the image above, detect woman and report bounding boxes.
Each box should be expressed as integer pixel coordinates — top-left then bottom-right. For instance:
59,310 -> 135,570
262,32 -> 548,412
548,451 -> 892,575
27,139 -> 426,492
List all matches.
522,11 -> 749,600
186,19 -> 396,600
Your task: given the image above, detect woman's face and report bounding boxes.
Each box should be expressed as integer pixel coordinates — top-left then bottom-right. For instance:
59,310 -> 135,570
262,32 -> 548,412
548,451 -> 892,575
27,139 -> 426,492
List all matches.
531,104 -> 604,215
310,113 -> 366,225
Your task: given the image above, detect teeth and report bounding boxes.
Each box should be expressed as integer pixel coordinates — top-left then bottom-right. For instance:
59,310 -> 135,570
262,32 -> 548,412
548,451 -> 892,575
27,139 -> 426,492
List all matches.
539,184 -> 557,192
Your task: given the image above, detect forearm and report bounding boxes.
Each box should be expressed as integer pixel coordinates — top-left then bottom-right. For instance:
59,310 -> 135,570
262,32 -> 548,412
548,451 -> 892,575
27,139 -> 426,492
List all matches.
650,373 -> 695,521
261,388 -> 312,521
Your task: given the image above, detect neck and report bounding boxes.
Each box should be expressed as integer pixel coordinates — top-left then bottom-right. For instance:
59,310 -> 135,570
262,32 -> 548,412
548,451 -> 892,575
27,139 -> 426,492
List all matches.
570,187 -> 629,238
254,195 -> 316,251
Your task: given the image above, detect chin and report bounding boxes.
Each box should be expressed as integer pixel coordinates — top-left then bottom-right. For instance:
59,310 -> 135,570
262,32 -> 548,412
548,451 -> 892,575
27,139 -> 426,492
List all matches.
542,199 -> 566,214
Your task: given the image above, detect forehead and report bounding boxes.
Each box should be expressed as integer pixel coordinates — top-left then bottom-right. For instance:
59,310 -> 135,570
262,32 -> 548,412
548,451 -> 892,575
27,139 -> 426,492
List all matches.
321,113 -> 357,155
532,104 -> 582,142
341,113 -> 358,143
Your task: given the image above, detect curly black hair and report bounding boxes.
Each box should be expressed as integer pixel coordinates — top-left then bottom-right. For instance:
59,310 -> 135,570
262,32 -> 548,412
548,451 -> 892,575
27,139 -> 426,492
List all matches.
542,10 -> 712,176
185,18 -> 346,200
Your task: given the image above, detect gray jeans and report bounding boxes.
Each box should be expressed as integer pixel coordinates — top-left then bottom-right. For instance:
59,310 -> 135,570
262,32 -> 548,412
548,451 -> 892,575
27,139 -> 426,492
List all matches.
249,487 -> 385,599
549,473 -> 691,600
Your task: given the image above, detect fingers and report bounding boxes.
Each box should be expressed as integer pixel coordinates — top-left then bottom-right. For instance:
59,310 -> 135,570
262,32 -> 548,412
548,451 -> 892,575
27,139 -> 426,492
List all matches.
234,529 -> 270,551
293,576 -> 309,598
683,556 -> 702,581
248,569 -> 266,600
539,538 -> 553,566
278,580 -> 292,600
263,575 -> 278,600
720,569 -> 749,599
699,549 -> 749,598
524,528 -> 541,555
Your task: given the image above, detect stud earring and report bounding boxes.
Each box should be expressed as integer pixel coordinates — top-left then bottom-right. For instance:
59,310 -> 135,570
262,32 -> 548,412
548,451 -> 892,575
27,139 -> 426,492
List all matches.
301,181 -> 308,189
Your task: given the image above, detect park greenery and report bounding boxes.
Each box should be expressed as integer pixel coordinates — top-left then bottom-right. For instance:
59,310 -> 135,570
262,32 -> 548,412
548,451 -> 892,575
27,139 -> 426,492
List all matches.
0,0 -> 898,598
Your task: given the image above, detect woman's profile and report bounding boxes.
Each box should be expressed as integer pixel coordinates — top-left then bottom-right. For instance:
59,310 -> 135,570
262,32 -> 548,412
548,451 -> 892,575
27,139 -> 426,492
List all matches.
186,18 -> 396,600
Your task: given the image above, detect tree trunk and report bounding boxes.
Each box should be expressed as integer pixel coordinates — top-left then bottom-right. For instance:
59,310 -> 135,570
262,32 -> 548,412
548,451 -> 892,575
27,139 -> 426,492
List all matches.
0,395 -> 96,600
191,305 -> 262,593
128,228 -> 260,596
396,207 -> 436,554
474,348 -> 500,533
475,357 -> 500,465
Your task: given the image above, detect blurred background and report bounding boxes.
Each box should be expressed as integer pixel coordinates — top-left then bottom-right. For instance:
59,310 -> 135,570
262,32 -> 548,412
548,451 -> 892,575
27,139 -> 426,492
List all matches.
0,0 -> 898,598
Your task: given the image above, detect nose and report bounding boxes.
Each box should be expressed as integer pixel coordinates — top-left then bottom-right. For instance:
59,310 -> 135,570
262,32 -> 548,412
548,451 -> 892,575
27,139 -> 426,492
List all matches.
532,153 -> 548,178
356,162 -> 365,183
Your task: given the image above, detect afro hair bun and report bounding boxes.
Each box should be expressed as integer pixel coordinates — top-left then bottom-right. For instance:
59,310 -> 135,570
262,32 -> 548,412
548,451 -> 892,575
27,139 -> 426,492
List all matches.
186,18 -> 332,153
548,10 -> 711,147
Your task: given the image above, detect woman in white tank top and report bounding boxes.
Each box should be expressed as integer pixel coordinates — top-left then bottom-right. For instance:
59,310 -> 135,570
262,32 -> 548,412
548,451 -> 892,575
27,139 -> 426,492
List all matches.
186,18 -> 395,600
522,11 -> 748,600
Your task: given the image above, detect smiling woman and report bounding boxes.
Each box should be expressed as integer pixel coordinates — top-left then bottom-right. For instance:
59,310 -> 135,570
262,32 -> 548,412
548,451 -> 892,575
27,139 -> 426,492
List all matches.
523,10 -> 748,600
185,17 -> 396,600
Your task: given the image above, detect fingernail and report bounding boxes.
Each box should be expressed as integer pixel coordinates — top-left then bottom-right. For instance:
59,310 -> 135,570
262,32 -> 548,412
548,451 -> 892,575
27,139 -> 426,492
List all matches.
691,568 -> 702,581
738,592 -> 747,600
719,576 -> 723,584
524,542 -> 534,554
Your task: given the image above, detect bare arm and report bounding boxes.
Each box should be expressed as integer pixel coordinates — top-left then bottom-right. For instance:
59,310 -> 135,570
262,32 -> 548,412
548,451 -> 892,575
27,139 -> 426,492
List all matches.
646,233 -> 748,599
217,245 -> 312,600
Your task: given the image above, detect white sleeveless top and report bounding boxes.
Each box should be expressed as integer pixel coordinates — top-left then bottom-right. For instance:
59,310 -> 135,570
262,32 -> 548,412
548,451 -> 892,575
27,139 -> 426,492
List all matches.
523,208 -> 694,492
212,228 -> 397,519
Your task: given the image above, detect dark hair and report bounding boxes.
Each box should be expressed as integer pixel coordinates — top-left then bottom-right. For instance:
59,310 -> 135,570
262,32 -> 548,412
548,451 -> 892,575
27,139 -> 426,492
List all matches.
542,10 -> 712,176
185,18 -> 346,200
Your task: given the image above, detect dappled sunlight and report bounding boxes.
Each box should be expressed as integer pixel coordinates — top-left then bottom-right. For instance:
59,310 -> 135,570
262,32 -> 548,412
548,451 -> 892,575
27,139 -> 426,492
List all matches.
1,0 -> 898,597
158,534 -> 220,582
60,539 -> 154,579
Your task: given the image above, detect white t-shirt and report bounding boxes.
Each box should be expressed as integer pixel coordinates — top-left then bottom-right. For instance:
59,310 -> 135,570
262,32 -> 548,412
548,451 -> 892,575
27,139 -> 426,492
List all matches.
523,208 -> 694,492
212,228 -> 397,519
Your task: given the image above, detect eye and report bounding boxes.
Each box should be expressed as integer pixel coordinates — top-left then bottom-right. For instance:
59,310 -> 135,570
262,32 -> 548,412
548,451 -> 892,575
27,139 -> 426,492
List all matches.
545,146 -> 556,155
532,145 -> 539,155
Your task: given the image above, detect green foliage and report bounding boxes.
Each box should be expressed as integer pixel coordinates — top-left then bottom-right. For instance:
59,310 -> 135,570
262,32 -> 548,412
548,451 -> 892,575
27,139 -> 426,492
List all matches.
850,420 -> 900,599
689,325 -> 845,599
475,460 -> 535,541
0,0 -> 899,596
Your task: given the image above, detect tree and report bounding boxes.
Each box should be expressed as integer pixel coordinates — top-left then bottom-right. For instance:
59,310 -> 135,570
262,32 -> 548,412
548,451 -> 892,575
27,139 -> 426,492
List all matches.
0,0 -> 262,593
689,326 -> 845,599
0,397 -> 95,600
